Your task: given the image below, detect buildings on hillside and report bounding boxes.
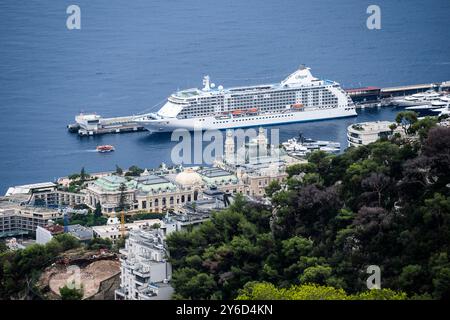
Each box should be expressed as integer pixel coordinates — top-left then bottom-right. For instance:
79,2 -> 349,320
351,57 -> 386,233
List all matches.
5,181 -> 86,209
84,128 -> 300,215
347,121 -> 404,147
84,165 -> 244,215
0,197 -> 62,238
115,228 -> 174,300
91,218 -> 176,244
36,222 -> 93,244
1,128 -> 302,238
36,223 -> 64,244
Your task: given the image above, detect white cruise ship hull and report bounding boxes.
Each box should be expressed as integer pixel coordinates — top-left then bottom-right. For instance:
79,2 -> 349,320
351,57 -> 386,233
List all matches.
138,107 -> 357,133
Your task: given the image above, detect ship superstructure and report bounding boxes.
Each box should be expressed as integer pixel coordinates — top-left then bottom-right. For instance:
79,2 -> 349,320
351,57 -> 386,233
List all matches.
136,65 -> 356,132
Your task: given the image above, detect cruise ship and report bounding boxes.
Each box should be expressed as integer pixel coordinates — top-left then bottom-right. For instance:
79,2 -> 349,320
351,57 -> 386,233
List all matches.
136,65 -> 357,132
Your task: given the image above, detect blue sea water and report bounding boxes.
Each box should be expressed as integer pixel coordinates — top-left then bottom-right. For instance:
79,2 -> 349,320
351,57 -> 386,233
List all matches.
0,0 -> 449,194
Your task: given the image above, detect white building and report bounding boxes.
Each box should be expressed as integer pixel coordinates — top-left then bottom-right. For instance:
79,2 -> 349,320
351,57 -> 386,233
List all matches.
115,228 -> 174,300
5,182 -> 85,208
0,198 -> 63,238
36,224 -> 64,244
92,219 -> 162,243
36,223 -> 93,244
92,216 -> 177,244
347,121 -> 403,147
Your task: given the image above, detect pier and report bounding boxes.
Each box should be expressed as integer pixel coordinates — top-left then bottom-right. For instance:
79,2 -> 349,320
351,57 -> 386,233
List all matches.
345,80 -> 450,108
68,113 -> 149,136
68,80 -> 450,136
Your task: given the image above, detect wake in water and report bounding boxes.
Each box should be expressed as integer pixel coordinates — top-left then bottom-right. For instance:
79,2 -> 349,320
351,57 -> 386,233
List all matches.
50,149 -> 101,157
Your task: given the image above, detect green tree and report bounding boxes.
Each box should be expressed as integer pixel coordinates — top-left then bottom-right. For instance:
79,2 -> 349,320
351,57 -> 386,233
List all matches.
0,241 -> 8,253
172,268 -> 217,300
0,233 -> 86,299
236,282 -> 408,300
113,237 -> 126,252
115,165 -> 123,176
59,285 -> 84,300
395,111 -> 418,134
80,167 -> 87,185
87,238 -> 112,250
299,265 -> 333,286
125,165 -> 144,176
52,234 -> 80,251
236,282 -> 349,300
265,180 -> 281,197
410,116 -> 437,141
94,202 -> 102,217
117,182 -> 128,212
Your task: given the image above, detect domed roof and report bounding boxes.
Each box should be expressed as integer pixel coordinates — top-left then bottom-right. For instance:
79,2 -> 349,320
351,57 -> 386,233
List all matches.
175,168 -> 203,186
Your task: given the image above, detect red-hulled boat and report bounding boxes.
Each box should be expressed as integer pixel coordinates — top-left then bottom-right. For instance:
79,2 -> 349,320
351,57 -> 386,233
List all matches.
96,145 -> 115,153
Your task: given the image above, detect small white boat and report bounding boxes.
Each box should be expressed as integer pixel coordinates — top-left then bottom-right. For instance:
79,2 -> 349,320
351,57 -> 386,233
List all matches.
405,104 -> 435,110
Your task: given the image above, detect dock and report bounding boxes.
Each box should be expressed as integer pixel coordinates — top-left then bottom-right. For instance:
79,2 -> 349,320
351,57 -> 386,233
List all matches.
345,80 -> 450,108
68,80 -> 450,136
67,113 -> 149,136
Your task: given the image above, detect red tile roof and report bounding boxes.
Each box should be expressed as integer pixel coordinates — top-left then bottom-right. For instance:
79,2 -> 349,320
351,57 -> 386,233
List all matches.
43,224 -> 65,235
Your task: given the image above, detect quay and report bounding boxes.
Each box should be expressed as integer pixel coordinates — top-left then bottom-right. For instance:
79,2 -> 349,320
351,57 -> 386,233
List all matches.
67,113 -> 149,136
67,80 -> 450,136
345,80 -> 450,108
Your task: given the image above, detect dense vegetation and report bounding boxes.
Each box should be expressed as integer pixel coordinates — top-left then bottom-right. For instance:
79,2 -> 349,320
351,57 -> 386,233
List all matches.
167,123 -> 450,300
55,212 -> 107,227
66,167 -> 91,193
0,233 -> 125,299
59,285 -> 84,300
236,282 -> 408,300
0,234 -> 81,299
127,212 -> 167,222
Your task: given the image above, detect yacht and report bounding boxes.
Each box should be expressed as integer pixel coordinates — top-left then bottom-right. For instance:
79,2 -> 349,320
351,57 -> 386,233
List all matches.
282,134 -> 341,156
431,95 -> 450,107
394,89 -> 442,107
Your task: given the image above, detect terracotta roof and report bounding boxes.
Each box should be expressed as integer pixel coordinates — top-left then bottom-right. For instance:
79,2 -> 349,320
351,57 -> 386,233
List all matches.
43,224 -> 65,235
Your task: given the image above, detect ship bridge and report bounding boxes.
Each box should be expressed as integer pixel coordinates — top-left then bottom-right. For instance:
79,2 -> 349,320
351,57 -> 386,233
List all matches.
281,65 -> 322,87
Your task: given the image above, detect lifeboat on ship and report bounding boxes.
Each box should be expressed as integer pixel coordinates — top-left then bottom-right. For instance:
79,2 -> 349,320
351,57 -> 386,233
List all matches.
96,145 -> 115,153
291,103 -> 304,109
246,107 -> 258,114
231,110 -> 244,116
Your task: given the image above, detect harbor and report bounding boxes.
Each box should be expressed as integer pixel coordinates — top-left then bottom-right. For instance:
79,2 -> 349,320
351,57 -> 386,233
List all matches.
282,133 -> 341,157
67,79 -> 450,136
2,0 -> 450,303
345,80 -> 450,107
